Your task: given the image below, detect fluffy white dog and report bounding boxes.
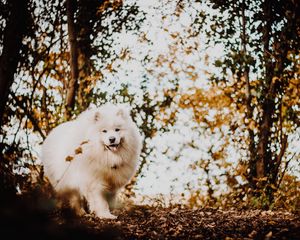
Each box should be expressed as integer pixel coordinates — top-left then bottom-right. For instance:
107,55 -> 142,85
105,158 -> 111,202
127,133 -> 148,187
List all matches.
41,103 -> 142,219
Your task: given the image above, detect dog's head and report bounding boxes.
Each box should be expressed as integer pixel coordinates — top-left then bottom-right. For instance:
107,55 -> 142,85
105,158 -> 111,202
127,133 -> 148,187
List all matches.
93,104 -> 131,152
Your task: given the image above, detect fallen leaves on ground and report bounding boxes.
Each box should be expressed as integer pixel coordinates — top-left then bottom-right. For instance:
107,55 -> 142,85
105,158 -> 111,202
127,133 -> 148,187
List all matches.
53,205 -> 300,240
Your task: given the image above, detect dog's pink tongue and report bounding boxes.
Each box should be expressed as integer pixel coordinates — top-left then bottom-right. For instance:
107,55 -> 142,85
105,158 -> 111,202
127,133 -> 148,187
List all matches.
111,146 -> 118,151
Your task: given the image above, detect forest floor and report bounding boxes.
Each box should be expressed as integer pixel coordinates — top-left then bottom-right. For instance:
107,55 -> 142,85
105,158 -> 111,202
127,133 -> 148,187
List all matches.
56,205 -> 300,240
3,196 -> 299,240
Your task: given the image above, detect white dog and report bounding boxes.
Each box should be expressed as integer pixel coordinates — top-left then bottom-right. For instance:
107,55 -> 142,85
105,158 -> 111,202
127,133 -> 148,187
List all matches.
41,103 -> 142,219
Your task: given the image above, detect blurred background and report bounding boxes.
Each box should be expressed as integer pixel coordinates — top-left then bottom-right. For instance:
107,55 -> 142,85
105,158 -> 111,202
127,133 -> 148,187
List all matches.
0,0 -> 299,211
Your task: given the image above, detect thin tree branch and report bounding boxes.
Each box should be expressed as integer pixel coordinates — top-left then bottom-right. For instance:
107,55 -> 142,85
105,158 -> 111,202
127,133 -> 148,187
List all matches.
277,153 -> 295,188
11,93 -> 46,139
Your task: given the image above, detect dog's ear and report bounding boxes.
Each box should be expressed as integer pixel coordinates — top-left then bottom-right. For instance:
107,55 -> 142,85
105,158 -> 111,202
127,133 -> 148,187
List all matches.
116,106 -> 130,119
94,111 -> 100,122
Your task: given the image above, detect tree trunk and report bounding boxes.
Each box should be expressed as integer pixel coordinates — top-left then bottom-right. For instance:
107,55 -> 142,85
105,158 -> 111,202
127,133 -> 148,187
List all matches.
65,0 -> 79,119
240,0 -> 256,185
0,0 -> 29,200
0,0 -> 29,127
256,0 -> 273,180
74,0 -> 100,111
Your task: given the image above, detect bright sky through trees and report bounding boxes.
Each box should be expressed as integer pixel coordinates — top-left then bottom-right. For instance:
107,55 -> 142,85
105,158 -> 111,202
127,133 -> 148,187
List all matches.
1,0 -> 299,209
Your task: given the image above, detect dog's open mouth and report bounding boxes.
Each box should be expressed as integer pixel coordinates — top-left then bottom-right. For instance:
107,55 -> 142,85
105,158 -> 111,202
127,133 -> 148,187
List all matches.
105,144 -> 120,151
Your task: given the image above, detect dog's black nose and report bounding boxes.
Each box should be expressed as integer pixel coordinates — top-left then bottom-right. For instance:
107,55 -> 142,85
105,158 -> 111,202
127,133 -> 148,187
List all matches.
109,137 -> 116,143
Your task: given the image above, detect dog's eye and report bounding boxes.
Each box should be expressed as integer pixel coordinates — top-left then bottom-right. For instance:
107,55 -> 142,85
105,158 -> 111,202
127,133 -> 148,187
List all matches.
102,130 -> 107,133
115,128 -> 120,132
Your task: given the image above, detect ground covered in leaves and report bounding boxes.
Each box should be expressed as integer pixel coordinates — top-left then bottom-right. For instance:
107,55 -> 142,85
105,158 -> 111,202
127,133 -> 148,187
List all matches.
53,206 -> 300,239
1,198 -> 299,240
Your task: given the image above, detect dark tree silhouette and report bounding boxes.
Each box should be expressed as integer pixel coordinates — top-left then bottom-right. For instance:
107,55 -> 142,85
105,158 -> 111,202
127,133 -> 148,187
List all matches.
0,0 -> 30,126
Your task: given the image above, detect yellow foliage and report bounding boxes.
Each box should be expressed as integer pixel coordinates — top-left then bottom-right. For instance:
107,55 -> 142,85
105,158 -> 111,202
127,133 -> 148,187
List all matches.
179,86 -> 234,126
248,120 -> 256,131
105,63 -> 114,72
170,32 -> 179,39
211,150 -> 224,160
120,48 -> 131,60
25,121 -> 33,130
98,0 -> 122,13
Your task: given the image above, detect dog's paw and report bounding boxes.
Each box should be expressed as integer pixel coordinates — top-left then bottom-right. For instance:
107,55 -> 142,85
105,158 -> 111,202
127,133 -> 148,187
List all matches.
75,207 -> 86,216
98,212 -> 117,219
94,210 -> 117,219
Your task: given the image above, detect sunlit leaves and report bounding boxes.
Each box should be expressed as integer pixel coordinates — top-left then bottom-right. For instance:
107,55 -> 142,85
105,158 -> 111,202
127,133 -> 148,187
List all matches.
98,0 -> 123,13
0,0 -> 148,196
1,0 -> 299,209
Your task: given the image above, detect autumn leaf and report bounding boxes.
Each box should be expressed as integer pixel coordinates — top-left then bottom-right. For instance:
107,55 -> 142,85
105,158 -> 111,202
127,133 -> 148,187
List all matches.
65,156 -> 74,162
80,140 -> 89,145
248,120 -> 256,130
75,147 -> 83,155
106,63 -> 114,72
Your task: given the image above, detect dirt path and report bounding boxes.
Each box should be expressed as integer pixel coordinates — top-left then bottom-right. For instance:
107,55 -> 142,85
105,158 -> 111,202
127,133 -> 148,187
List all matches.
1,196 -> 299,240
52,205 -> 300,239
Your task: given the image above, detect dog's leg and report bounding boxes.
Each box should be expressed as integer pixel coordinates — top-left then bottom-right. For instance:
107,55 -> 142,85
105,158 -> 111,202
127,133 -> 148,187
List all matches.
87,190 -> 117,219
69,192 -> 86,216
106,191 -> 118,209
57,188 -> 86,216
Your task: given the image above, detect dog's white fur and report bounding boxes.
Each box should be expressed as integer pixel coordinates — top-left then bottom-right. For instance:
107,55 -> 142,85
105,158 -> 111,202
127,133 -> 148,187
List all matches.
41,103 -> 142,219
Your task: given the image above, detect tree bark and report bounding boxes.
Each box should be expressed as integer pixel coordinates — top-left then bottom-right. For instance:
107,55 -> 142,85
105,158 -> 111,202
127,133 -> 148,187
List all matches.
0,0 -> 29,200
240,0 -> 256,185
256,0 -> 273,179
0,0 -> 29,127
65,0 -> 79,119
